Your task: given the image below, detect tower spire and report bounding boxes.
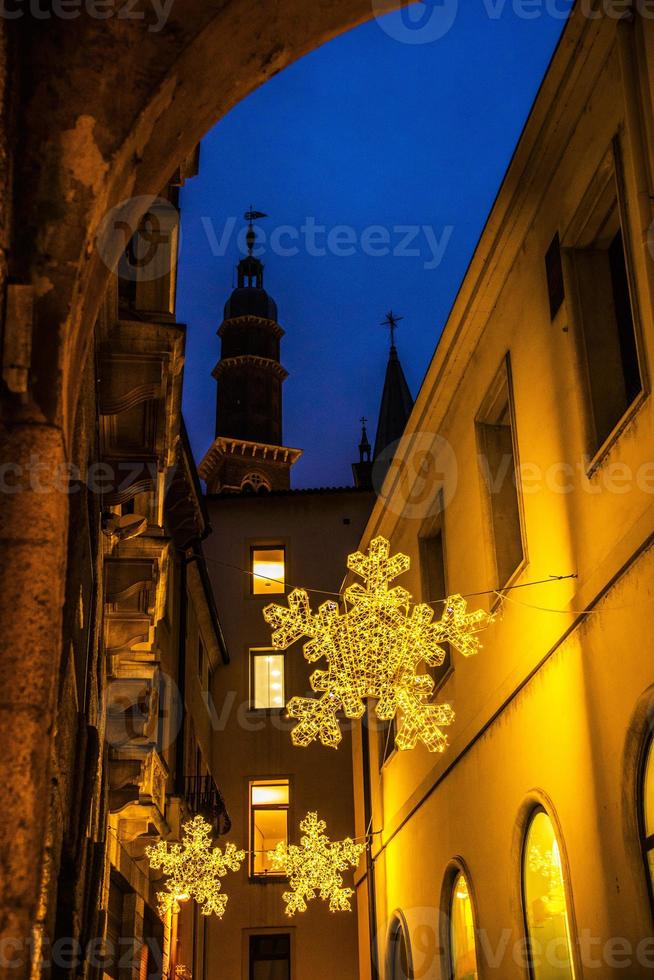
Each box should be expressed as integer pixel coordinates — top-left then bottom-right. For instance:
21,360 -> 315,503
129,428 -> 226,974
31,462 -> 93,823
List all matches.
352,417 -> 373,490
198,211 -> 302,494
373,311 -> 414,467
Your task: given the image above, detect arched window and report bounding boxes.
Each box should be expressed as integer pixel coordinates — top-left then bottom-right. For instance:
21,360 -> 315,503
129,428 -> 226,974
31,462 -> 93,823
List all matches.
641,738 -> 654,894
241,472 -> 271,493
449,871 -> 479,980
522,809 -> 576,979
387,914 -> 412,980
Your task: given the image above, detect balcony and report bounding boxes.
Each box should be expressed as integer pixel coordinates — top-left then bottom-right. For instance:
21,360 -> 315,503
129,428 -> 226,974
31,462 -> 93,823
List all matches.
109,747 -> 170,842
184,775 -> 231,836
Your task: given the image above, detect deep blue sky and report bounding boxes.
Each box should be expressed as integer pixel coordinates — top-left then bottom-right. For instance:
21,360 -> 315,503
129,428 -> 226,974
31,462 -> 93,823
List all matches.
178,3 -> 569,488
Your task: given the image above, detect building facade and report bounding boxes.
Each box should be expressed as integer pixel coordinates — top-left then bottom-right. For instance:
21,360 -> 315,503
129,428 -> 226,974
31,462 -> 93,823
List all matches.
199,236 -> 376,980
23,155 -> 234,980
351,10 -> 654,980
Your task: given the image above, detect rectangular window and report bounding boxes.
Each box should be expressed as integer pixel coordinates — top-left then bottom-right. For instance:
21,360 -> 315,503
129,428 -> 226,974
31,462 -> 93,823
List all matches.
476,358 -> 525,589
545,231 -> 565,320
142,904 -> 164,980
250,780 -> 290,877
251,546 -> 286,596
569,150 -> 643,453
419,510 -> 451,687
250,650 -> 285,710
573,225 -> 642,449
249,934 -> 291,980
105,872 -> 132,980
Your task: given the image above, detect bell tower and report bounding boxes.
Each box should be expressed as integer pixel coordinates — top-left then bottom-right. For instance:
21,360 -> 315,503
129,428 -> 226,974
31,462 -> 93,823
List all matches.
199,212 -> 302,494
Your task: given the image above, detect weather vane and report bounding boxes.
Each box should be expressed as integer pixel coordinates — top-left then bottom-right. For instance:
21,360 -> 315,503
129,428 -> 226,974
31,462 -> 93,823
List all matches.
381,310 -> 404,349
244,206 -> 268,254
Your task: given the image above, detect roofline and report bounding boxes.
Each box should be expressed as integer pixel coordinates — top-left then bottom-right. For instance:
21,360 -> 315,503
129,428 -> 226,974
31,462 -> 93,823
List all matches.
206,485 -> 376,501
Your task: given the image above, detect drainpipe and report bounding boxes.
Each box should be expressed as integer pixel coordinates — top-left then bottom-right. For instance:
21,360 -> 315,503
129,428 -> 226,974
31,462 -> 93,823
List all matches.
361,720 -> 380,980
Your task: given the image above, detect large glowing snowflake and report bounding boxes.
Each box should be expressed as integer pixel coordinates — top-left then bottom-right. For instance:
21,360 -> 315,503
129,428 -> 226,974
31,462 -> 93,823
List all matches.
263,536 -> 492,753
146,815 -> 245,918
268,812 -> 365,915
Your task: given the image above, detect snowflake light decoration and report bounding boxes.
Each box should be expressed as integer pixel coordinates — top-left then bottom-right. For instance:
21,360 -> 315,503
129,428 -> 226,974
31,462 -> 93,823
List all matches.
263,536 -> 492,753
146,815 -> 244,918
268,812 -> 365,915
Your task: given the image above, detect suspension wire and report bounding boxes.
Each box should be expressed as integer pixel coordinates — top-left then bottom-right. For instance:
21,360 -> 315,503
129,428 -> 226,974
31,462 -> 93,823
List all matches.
200,551 -> 581,611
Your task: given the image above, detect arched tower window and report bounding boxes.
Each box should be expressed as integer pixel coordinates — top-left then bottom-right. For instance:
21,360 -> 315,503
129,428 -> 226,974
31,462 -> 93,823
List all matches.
641,737 -> 654,898
387,914 -> 412,980
241,472 -> 271,494
522,809 -> 576,979
449,871 -> 479,980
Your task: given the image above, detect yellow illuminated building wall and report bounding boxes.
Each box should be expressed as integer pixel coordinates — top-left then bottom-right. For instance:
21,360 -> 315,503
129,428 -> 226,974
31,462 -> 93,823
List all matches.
352,10 -> 654,980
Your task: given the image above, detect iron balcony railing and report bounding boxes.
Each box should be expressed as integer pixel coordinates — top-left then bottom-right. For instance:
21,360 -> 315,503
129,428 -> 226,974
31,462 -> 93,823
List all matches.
184,774 -> 231,835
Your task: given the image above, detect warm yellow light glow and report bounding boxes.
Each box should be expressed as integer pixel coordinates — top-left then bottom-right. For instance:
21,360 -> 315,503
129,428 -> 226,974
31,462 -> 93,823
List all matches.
146,815 -> 245,918
450,872 -> 478,980
523,811 -> 575,979
252,549 -> 285,594
268,812 -> 365,915
251,782 -> 290,806
263,536 -> 492,753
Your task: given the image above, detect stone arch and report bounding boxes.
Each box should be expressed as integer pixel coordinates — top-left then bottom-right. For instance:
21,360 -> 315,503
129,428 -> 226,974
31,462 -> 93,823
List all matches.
16,0 -> 403,441
2,6 -> 409,960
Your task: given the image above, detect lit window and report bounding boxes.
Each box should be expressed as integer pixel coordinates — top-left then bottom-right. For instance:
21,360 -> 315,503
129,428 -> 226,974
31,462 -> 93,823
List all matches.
450,872 -> 479,980
250,780 -> 289,877
251,650 -> 285,710
523,810 -> 576,979
641,739 -> 654,895
251,546 -> 285,595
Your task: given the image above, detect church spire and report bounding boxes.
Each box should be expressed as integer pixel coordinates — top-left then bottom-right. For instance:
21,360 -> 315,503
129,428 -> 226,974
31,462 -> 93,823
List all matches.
373,311 -> 414,463
352,417 -> 373,490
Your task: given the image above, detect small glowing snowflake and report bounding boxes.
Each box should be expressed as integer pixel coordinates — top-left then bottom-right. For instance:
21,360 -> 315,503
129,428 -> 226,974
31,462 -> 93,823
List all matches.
146,815 -> 244,918
268,812 -> 365,915
263,536 -> 492,753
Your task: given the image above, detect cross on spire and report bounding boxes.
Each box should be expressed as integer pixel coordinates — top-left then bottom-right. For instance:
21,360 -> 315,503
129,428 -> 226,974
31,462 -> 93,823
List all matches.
381,310 -> 404,350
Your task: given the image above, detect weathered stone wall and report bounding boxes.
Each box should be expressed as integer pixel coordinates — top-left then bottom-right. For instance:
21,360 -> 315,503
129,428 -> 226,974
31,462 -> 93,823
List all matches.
0,4 -> 402,978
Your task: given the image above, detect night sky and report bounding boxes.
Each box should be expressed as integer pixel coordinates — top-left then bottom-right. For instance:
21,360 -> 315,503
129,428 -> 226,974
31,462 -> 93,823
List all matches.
178,3 -> 569,488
